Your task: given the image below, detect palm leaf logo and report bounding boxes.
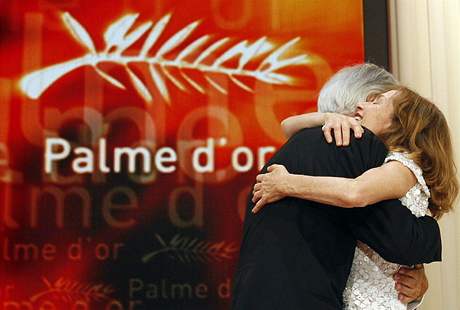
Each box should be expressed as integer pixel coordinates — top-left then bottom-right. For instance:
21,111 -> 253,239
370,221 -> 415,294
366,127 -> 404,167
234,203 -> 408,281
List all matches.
142,234 -> 238,264
20,12 -> 309,104
30,277 -> 115,304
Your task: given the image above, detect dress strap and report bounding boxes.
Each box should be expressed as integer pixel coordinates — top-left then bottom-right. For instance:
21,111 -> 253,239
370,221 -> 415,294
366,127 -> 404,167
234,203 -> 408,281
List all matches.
384,151 -> 430,197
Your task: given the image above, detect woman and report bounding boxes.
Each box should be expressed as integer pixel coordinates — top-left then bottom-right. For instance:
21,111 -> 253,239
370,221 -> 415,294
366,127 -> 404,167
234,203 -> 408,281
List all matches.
251,86 -> 459,309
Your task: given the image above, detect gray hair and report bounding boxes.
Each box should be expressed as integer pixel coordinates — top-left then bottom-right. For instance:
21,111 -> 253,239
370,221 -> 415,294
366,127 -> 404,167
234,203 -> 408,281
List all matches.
318,63 -> 398,115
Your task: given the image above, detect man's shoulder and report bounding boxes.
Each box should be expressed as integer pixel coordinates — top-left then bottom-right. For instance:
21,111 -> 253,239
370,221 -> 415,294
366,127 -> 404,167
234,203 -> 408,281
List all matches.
288,126 -> 388,171
287,127 -> 327,148
347,128 -> 386,150
290,126 -> 323,140
288,126 -> 385,150
337,127 -> 388,170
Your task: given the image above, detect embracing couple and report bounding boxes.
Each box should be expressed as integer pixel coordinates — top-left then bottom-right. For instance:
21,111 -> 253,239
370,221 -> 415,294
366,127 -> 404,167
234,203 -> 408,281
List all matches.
232,64 -> 459,310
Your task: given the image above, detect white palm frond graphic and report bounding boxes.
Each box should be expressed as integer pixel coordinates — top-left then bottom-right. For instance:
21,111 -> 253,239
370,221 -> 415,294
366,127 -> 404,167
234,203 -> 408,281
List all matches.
141,234 -> 238,264
20,12 -> 310,104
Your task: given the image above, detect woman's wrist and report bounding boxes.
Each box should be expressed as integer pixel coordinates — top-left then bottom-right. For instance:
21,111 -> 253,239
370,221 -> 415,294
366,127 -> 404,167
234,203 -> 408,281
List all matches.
320,112 -> 329,125
282,173 -> 300,197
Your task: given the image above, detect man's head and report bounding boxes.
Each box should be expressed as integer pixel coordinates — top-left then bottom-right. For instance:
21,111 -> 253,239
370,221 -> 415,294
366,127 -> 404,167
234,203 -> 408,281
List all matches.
317,63 -> 398,115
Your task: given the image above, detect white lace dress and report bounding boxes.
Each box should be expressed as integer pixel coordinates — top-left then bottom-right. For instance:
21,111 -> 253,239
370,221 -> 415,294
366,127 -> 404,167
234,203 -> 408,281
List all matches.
342,152 -> 430,310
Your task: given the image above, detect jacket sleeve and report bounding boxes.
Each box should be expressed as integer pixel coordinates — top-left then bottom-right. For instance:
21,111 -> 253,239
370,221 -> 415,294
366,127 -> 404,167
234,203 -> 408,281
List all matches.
345,202 -> 441,265
340,129 -> 442,265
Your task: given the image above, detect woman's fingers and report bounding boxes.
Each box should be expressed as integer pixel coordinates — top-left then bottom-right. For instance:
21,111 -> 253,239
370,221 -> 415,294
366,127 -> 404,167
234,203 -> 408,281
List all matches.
253,183 -> 261,193
333,124 -> 342,146
322,113 -> 366,145
342,123 -> 351,146
267,164 -> 281,172
252,198 -> 267,213
351,121 -> 363,138
352,125 -> 363,138
267,164 -> 287,174
252,190 -> 262,202
256,174 -> 265,182
322,124 -> 333,143
350,118 -> 363,139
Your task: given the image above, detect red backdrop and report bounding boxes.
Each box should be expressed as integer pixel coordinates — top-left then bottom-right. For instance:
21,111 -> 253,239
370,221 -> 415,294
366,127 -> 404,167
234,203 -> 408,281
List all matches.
0,0 -> 364,309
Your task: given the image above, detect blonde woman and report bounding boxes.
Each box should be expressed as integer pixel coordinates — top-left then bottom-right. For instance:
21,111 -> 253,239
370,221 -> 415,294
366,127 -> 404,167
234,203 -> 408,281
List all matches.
252,86 -> 459,309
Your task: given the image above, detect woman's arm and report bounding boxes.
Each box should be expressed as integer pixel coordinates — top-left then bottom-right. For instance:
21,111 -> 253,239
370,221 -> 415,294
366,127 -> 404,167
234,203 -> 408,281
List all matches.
281,112 -> 364,146
251,161 -> 417,213
281,112 -> 327,138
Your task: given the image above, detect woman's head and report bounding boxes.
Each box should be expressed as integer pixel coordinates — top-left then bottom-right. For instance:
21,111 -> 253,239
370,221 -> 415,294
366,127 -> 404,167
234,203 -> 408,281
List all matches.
375,86 -> 458,218
354,90 -> 398,136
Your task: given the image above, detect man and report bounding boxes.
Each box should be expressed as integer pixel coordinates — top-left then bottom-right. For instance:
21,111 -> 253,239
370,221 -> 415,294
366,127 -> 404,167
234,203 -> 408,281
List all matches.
232,64 -> 439,309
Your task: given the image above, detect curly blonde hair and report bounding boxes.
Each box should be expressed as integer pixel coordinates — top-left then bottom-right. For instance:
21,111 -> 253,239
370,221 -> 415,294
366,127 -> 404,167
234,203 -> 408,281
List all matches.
380,86 -> 458,218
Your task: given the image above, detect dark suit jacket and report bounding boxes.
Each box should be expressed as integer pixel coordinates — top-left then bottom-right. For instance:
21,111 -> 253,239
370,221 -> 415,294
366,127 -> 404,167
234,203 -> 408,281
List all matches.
232,127 -> 441,310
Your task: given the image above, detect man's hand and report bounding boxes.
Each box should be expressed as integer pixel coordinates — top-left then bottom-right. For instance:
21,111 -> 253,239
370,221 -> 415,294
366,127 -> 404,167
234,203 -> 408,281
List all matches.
394,264 -> 428,304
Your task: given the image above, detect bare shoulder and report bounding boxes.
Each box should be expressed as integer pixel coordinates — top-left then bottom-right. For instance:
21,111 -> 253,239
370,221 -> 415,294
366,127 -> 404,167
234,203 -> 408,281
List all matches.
381,160 -> 417,187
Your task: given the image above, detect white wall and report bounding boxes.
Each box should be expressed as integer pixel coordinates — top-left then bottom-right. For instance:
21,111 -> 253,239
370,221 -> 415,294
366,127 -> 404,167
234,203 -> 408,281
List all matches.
389,0 -> 460,309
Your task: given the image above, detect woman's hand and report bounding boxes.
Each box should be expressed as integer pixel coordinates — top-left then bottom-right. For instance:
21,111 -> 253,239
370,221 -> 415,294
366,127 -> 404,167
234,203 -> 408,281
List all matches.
252,164 -> 289,213
322,113 -> 364,146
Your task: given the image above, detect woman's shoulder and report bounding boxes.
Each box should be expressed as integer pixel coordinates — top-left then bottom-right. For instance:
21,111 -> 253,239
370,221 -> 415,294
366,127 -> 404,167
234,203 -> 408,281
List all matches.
385,151 -> 430,198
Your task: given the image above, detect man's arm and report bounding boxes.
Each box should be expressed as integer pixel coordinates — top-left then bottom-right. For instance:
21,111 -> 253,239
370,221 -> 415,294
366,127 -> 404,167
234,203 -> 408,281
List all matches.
337,129 -> 442,265
345,202 -> 441,265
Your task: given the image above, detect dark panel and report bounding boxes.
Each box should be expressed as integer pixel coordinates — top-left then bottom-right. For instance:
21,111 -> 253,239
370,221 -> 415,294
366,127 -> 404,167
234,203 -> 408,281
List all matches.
363,0 -> 390,70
